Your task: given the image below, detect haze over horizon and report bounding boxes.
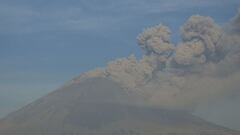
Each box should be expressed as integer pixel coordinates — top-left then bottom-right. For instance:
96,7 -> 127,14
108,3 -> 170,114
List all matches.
1,0 -> 240,131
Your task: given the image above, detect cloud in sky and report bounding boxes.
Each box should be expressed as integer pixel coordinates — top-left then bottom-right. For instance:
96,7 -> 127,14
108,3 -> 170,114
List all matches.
0,0 -> 239,34
73,11 -> 240,111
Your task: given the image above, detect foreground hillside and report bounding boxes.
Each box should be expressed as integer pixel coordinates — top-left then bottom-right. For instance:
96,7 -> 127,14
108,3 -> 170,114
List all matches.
0,78 -> 239,135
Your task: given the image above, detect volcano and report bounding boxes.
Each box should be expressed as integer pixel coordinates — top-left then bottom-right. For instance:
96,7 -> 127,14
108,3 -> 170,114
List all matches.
0,77 -> 239,135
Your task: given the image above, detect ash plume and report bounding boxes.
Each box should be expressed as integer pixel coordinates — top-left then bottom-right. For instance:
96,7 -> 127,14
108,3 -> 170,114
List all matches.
72,12 -> 240,110
175,15 -> 222,66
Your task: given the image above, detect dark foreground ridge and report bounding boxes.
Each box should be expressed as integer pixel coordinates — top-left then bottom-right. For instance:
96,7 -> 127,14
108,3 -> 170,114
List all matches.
0,78 -> 239,135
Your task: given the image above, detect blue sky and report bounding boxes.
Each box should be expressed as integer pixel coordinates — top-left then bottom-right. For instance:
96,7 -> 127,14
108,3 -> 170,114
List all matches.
0,0 -> 240,130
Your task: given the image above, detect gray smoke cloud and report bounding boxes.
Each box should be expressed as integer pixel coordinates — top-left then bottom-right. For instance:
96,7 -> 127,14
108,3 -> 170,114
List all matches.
72,12 -> 240,111
137,24 -> 174,57
228,10 -> 240,34
175,15 -> 222,66
137,24 -> 175,70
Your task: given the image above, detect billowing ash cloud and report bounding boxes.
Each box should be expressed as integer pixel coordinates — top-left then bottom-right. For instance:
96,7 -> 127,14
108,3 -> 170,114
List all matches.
72,12 -> 240,110
137,24 -> 174,57
137,24 -> 175,70
175,15 -> 222,66
228,10 -> 240,34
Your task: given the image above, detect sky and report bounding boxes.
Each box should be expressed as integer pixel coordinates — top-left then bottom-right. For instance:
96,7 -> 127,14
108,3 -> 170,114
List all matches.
1,0 -> 240,131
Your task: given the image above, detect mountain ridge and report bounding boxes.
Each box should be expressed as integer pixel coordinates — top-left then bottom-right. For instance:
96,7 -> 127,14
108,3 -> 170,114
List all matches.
0,77 -> 239,135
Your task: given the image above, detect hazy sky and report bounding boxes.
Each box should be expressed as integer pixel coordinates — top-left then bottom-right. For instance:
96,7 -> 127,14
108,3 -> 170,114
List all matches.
1,0 -> 240,131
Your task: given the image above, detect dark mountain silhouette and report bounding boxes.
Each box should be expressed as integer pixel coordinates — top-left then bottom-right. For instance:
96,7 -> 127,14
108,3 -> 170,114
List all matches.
0,77 -> 239,135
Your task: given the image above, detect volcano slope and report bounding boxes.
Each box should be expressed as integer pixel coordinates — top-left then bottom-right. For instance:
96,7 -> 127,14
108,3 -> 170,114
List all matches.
0,77 -> 239,135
